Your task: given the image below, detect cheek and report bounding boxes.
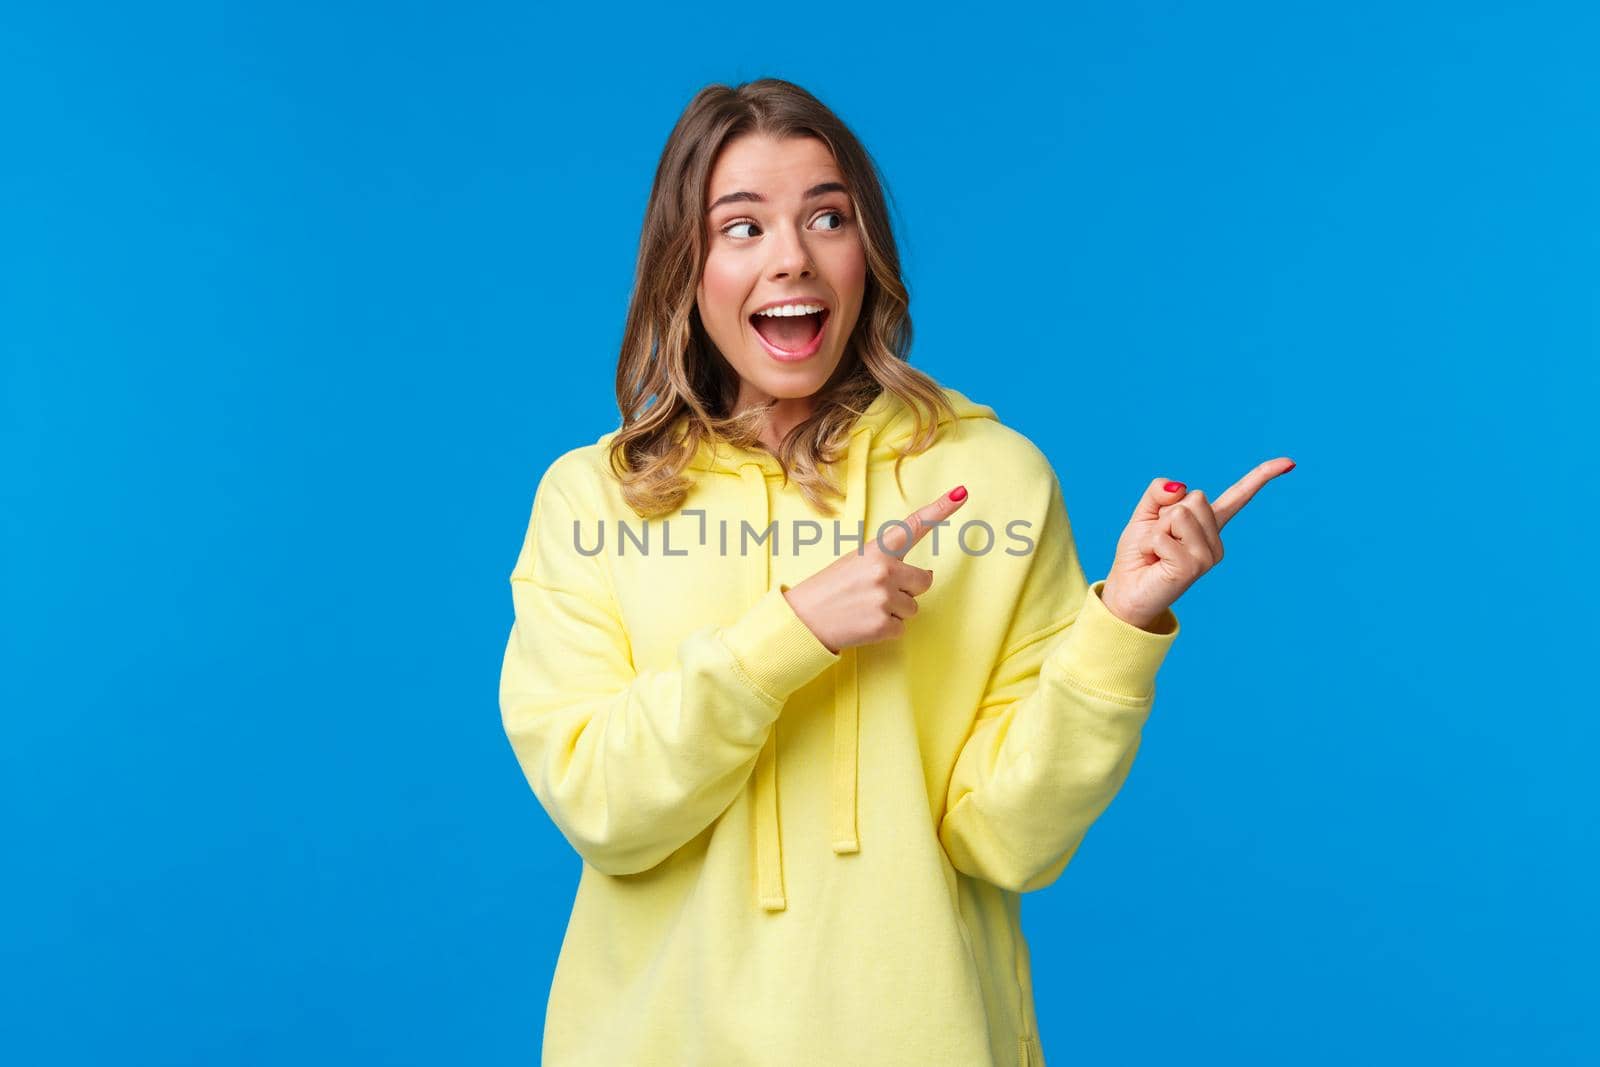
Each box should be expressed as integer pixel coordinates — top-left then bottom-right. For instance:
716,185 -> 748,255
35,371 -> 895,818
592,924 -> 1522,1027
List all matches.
698,251 -> 747,325
829,241 -> 868,308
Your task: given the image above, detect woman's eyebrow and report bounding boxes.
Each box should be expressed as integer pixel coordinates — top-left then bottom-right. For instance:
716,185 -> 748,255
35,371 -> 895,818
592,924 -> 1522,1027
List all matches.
707,181 -> 848,212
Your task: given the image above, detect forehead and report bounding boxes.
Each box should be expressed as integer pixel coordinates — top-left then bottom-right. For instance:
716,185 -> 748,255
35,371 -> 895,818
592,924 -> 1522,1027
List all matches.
706,134 -> 843,203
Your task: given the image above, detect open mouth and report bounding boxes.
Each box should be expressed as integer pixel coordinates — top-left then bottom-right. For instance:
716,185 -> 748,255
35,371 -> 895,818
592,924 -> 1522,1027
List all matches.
749,308 -> 830,356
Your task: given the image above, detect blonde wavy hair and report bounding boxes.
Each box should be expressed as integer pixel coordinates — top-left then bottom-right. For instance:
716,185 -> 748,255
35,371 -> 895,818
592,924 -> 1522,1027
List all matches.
606,77 -> 956,519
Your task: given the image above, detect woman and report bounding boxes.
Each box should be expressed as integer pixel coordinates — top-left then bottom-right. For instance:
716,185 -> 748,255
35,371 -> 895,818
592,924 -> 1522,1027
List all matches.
499,78 -> 1293,1066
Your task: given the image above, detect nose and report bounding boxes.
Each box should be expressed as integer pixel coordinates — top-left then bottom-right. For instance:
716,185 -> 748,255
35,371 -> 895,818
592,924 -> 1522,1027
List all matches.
765,221 -> 814,280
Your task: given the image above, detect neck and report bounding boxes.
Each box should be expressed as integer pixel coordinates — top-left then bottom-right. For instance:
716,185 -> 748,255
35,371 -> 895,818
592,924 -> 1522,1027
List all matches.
736,389 -> 815,453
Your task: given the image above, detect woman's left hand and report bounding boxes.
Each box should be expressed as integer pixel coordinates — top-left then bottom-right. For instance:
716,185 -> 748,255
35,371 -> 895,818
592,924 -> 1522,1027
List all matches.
1099,458 -> 1296,631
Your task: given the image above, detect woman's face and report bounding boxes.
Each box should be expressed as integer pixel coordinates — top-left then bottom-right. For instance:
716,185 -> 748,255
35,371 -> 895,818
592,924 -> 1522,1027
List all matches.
697,133 -> 867,410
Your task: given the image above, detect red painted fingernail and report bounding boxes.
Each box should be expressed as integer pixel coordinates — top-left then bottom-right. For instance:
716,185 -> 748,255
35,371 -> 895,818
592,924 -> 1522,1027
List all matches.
949,486 -> 967,501
1284,461 -> 1296,472
1163,481 -> 1185,493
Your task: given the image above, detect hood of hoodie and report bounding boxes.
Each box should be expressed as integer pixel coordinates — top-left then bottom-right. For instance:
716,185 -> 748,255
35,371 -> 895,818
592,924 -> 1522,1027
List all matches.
657,384 -> 999,911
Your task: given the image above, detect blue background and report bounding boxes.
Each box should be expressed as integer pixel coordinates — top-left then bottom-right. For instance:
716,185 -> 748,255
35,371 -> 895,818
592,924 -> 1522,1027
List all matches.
5,2 -> 1594,1063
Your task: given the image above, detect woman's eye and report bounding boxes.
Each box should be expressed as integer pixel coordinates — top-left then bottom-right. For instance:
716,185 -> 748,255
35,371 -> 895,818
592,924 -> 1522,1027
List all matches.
723,221 -> 759,239
813,210 -> 846,231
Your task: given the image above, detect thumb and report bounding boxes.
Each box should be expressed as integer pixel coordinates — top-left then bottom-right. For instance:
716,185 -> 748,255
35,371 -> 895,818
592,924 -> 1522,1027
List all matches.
1131,477 -> 1187,523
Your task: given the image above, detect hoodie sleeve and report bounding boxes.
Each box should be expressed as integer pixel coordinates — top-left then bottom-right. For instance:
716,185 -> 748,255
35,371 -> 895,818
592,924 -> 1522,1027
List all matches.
498,454 -> 842,877
938,461 -> 1180,894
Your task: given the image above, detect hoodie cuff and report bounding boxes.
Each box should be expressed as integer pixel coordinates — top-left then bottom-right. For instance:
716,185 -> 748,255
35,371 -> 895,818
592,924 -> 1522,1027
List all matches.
1048,579 -> 1180,701
718,584 -> 842,705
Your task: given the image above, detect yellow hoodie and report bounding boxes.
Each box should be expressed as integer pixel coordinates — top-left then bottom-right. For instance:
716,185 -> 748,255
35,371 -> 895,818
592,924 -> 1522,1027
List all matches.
499,384 -> 1180,1066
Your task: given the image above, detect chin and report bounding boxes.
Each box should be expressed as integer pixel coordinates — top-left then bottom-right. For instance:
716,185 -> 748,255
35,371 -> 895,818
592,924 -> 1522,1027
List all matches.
745,357 -> 842,399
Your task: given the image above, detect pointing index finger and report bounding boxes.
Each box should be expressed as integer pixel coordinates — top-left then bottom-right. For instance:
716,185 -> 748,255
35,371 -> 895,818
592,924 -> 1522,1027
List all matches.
876,485 -> 967,558
1212,457 -> 1295,529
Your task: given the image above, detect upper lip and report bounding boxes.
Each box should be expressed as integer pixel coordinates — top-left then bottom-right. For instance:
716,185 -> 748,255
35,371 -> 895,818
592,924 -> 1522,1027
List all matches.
749,296 -> 831,315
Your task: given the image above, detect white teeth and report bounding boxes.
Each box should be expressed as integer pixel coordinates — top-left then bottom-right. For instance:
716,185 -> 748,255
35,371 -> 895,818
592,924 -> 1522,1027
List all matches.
754,303 -> 825,317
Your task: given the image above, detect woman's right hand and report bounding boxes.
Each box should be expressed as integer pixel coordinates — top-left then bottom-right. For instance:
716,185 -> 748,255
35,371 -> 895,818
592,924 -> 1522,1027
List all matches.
783,485 -> 969,654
